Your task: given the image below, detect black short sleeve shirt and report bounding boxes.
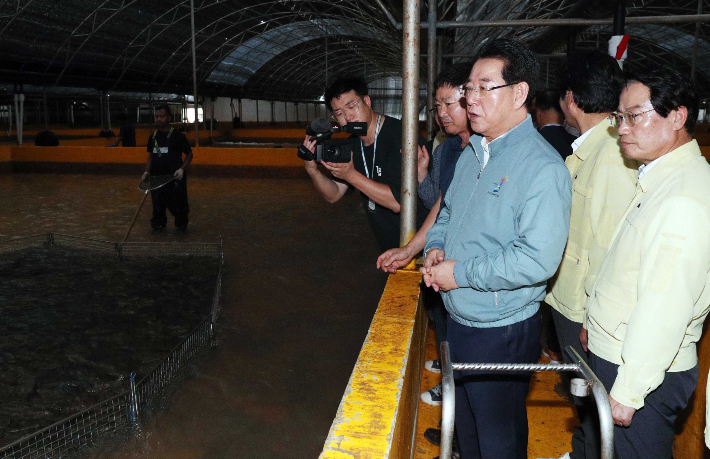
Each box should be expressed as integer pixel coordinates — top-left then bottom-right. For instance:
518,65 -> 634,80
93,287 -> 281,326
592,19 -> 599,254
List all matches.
351,115 -> 429,251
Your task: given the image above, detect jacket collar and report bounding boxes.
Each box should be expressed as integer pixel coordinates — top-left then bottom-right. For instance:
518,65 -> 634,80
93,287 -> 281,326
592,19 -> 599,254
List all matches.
638,139 -> 701,192
573,117 -> 616,161
469,114 -> 535,160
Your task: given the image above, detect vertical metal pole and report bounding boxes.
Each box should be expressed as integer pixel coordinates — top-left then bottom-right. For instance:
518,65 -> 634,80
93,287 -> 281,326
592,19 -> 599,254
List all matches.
692,0 -> 702,80
19,93 -> 24,145
7,98 -> 12,137
42,91 -> 48,129
324,33 -> 329,94
70,102 -> 74,125
128,372 -> 139,422
439,342 -> 455,459
401,0 -> 421,247
270,100 -> 275,123
210,97 -> 214,144
565,346 -> 615,459
136,105 -> 140,123
295,103 -> 300,122
99,95 -> 105,131
14,94 -> 20,145
256,100 -> 259,123
613,1 -> 626,35
426,0 -> 437,137
238,98 -> 242,122
436,36 -> 443,76
284,101 -> 288,122
190,0 -> 199,147
106,93 -> 112,131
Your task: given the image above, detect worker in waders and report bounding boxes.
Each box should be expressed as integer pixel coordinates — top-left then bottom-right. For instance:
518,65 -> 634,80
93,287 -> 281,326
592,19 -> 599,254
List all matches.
142,104 -> 193,230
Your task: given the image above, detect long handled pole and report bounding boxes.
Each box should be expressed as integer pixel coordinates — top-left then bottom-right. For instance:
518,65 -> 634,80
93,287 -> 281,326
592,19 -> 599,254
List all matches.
122,191 -> 149,244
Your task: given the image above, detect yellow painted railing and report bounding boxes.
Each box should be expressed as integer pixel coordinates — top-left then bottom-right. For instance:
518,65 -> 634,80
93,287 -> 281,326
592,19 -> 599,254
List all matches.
320,270 -> 426,459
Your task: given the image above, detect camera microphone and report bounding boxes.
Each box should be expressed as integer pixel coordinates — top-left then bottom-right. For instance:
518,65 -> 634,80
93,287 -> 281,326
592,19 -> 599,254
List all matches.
308,118 -> 335,140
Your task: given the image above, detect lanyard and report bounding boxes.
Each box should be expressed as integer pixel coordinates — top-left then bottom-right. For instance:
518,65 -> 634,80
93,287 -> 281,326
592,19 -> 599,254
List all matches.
360,114 -> 382,179
153,127 -> 173,156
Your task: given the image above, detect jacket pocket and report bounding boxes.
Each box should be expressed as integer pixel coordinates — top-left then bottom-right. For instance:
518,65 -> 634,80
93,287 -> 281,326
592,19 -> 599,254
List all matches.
550,240 -> 589,312
591,277 -> 635,340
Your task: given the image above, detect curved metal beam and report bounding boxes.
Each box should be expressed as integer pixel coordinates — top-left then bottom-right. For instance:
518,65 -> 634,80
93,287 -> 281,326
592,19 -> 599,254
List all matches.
48,0 -> 139,86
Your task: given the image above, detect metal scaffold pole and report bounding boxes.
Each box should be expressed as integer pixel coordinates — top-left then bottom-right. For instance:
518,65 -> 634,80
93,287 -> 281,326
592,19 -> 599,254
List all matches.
190,0 -> 199,147
692,0 -> 703,80
401,0 -> 421,248
426,0 -> 437,137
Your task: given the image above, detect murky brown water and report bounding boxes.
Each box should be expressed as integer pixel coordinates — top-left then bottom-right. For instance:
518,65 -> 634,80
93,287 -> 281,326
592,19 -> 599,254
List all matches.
0,245 -> 219,446
0,172 -> 387,459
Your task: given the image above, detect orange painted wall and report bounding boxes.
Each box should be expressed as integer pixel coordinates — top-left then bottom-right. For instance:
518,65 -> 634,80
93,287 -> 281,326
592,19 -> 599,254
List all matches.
0,146 -> 11,163
8,146 -> 301,167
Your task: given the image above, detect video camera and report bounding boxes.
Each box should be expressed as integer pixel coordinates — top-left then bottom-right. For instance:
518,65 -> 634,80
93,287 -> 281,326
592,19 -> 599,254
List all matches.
297,118 -> 367,163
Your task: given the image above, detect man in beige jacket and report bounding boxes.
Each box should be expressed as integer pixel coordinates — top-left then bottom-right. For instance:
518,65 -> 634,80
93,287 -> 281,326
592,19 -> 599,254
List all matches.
585,66 -> 710,459
545,50 -> 638,459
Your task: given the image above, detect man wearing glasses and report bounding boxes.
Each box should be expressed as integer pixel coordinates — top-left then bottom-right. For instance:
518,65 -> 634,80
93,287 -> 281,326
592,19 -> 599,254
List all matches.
545,50 -> 638,459
302,77 -> 428,251
421,39 -> 571,459
584,66 -> 710,459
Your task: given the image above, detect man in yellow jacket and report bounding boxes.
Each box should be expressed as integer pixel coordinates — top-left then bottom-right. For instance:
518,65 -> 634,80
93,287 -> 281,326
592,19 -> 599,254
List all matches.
585,66 -> 710,459
546,50 -> 638,459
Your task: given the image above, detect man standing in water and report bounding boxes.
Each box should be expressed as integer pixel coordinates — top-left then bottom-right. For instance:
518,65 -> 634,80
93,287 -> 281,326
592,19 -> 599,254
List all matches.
142,105 -> 193,230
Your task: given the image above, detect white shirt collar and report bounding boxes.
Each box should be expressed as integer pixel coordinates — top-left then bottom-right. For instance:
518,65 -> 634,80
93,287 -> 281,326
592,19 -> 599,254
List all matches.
638,156 -> 664,179
571,127 -> 593,153
478,129 -> 513,168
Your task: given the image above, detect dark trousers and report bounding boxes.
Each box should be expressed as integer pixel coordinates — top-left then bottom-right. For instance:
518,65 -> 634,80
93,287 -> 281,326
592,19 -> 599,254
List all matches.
589,353 -> 698,459
551,308 -> 599,459
423,285 -> 447,347
447,310 -> 541,459
151,177 -> 189,227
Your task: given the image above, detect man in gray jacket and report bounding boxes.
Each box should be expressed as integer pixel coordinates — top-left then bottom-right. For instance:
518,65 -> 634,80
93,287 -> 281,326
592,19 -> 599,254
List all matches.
422,39 -> 572,459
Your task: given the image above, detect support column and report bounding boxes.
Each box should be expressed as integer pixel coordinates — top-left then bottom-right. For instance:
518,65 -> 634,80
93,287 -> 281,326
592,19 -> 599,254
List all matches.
42,93 -> 48,128
609,2 -> 628,68
106,93 -> 112,132
190,0 -> 199,147
436,36 -> 443,76
692,0 -> 703,80
401,0 -> 421,248
210,96 -> 215,144
7,98 -> 12,137
15,92 -> 24,145
99,95 -> 105,131
426,0 -> 437,137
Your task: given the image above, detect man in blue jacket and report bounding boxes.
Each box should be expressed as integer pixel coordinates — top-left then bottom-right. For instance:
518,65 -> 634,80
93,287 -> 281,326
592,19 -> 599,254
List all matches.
422,39 -> 572,459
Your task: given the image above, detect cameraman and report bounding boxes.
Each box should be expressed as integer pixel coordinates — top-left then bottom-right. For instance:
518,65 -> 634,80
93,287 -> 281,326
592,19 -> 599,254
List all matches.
302,77 -> 428,251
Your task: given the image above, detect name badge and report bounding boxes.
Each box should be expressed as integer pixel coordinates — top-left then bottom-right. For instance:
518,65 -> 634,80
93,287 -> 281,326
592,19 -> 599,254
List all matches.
368,199 -> 376,212
153,147 -> 169,155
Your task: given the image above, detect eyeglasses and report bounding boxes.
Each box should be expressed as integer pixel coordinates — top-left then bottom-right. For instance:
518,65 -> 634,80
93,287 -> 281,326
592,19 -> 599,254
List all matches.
611,108 -> 656,128
463,82 -> 516,99
332,99 -> 360,119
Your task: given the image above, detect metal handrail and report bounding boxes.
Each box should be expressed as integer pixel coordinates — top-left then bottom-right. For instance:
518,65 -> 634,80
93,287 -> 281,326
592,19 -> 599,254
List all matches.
439,342 -> 614,459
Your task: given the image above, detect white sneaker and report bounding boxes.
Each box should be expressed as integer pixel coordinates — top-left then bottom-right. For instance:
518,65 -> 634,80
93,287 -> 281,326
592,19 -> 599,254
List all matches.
420,383 -> 442,406
425,359 -> 442,373
536,453 -> 570,459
